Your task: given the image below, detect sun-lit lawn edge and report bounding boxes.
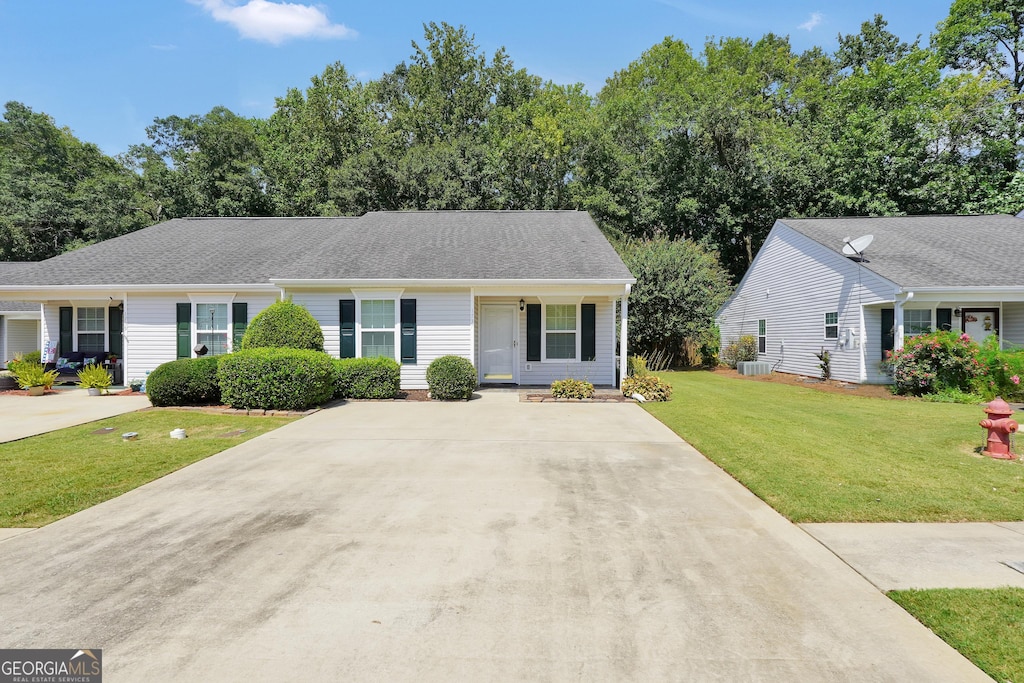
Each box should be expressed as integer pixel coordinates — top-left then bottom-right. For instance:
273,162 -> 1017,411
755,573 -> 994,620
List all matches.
889,588 -> 1024,682
0,409 -> 296,527
642,371 -> 1024,522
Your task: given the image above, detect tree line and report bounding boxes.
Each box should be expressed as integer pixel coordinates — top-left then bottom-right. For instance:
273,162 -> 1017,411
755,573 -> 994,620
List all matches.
2,4 -> 1023,362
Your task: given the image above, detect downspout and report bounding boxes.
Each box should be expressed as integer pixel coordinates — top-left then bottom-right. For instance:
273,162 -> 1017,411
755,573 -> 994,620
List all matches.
619,284 -> 630,388
894,290 -> 914,352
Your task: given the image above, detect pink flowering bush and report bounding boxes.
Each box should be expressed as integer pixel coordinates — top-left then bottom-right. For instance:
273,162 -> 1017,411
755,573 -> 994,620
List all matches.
976,336 -> 1024,401
887,331 -> 983,396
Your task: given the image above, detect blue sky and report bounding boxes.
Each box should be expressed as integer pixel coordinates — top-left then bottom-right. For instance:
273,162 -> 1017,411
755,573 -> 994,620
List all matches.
0,0 -> 952,156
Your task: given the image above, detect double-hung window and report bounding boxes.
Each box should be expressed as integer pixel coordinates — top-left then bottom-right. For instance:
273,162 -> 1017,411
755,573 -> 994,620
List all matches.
544,304 -> 577,360
77,307 -> 105,353
824,312 -> 839,340
757,319 -> 766,354
361,299 -> 396,359
904,309 -> 931,337
196,303 -> 229,355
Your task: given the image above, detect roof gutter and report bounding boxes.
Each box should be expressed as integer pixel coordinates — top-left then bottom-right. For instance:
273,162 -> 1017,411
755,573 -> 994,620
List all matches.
269,277 -> 637,288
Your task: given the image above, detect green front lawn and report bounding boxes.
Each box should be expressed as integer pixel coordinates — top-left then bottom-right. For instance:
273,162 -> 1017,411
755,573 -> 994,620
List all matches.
644,371 -> 1024,522
0,410 -> 295,527
889,588 -> 1024,682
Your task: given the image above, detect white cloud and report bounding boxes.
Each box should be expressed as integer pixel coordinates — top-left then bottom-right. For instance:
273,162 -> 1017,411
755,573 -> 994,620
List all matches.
150,44 -> 178,51
191,0 -> 357,45
798,12 -> 823,31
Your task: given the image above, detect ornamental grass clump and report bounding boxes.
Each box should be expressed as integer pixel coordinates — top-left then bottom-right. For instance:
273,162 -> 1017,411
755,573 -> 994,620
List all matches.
888,331 -> 983,396
550,378 -> 594,399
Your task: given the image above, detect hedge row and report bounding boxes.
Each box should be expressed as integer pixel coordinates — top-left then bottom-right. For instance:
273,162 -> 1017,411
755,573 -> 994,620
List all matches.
147,352 -> 478,409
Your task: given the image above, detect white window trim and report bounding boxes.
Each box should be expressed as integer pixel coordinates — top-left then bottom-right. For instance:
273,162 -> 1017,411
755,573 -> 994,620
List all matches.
188,295 -> 235,355
824,312 -> 839,340
74,305 -> 107,354
353,290 -> 403,361
540,301 -> 582,363
757,319 -> 766,355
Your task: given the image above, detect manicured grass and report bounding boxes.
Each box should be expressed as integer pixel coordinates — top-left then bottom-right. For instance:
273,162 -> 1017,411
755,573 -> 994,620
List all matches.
0,410 -> 295,527
889,588 -> 1024,682
644,371 -> 1024,522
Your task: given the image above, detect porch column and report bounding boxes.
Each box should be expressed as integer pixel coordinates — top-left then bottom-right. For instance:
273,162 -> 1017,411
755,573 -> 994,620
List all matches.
893,299 -> 905,352
619,286 -> 630,388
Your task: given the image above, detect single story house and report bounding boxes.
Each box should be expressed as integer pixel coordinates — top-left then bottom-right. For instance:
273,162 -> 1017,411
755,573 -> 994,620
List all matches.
0,263 -> 42,369
0,211 -> 634,388
716,214 -> 1024,384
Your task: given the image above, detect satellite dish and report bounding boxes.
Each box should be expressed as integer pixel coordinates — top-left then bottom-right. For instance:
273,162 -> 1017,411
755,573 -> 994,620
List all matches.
842,234 -> 874,257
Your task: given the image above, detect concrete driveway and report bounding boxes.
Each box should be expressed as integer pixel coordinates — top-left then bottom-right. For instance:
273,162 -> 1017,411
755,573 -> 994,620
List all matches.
0,390 -> 151,443
0,392 -> 988,681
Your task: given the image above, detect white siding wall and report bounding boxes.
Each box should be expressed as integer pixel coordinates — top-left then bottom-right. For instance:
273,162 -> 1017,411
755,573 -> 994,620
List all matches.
718,224 -> 896,384
292,288 -> 473,390
1002,303 -> 1024,348
474,297 -> 615,387
6,319 -> 40,360
123,292 -> 278,382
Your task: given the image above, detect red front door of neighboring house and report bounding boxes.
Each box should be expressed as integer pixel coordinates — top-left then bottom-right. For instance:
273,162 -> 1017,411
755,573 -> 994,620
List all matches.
962,308 -> 999,345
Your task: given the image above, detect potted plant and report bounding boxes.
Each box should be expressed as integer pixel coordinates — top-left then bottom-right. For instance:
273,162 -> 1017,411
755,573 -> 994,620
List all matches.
15,363 -> 59,396
0,370 -> 16,391
77,364 -> 113,396
129,378 -> 143,393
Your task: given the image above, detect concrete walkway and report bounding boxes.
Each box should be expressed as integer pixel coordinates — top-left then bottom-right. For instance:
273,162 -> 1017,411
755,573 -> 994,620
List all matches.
0,393 -> 989,681
0,390 -> 151,443
803,521 -> 1024,590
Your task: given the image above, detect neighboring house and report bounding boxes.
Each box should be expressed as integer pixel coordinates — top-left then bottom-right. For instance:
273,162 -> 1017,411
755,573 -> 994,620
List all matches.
716,214 -> 1024,384
0,211 -> 635,388
0,263 -> 42,369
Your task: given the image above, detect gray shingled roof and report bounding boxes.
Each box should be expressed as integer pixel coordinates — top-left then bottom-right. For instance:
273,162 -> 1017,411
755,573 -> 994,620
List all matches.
781,215 -> 1024,288
1,211 -> 633,287
0,263 -> 42,311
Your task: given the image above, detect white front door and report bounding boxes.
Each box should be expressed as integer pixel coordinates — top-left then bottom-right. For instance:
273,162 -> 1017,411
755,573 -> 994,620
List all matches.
480,304 -> 517,383
963,308 -> 999,345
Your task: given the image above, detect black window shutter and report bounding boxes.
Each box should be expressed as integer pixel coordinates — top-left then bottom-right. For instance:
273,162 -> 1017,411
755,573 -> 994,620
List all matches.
59,306 -> 73,357
176,303 -> 191,359
339,300 -> 356,358
108,306 -> 123,357
400,299 -> 417,364
526,304 -> 541,362
937,308 -> 953,332
581,303 -> 596,362
232,302 -> 248,350
881,308 -> 895,360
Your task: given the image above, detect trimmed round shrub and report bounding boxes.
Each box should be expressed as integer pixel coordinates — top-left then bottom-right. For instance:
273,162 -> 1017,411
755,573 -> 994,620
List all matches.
334,357 -> 401,399
426,355 -> 477,400
218,348 -> 336,410
240,300 -> 324,352
147,357 -> 222,407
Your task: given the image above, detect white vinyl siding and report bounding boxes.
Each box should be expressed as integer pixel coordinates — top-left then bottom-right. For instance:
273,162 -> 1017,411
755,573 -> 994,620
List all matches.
122,293 -> 277,381
717,224 -> 897,384
289,288 -> 473,390
5,319 -> 40,362
505,297 -> 615,386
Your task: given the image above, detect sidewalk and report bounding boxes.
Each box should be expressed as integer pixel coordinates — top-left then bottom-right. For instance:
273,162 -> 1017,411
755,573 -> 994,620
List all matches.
0,390 -> 151,443
802,522 -> 1024,590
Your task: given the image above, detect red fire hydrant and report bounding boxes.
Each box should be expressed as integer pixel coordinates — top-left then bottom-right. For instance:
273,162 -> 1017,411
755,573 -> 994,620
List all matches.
980,397 -> 1018,460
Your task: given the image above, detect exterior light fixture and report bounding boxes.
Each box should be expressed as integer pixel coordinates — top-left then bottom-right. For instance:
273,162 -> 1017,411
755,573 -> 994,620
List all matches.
519,299 -> 525,311
953,308 -> 962,318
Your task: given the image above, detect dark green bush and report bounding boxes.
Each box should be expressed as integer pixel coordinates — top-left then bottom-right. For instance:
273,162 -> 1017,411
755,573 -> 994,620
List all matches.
977,336 -> 1024,401
147,357 -> 222,407
240,300 -> 324,352
218,348 -> 335,410
426,355 -> 477,400
334,357 -> 401,399
622,374 -> 673,402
